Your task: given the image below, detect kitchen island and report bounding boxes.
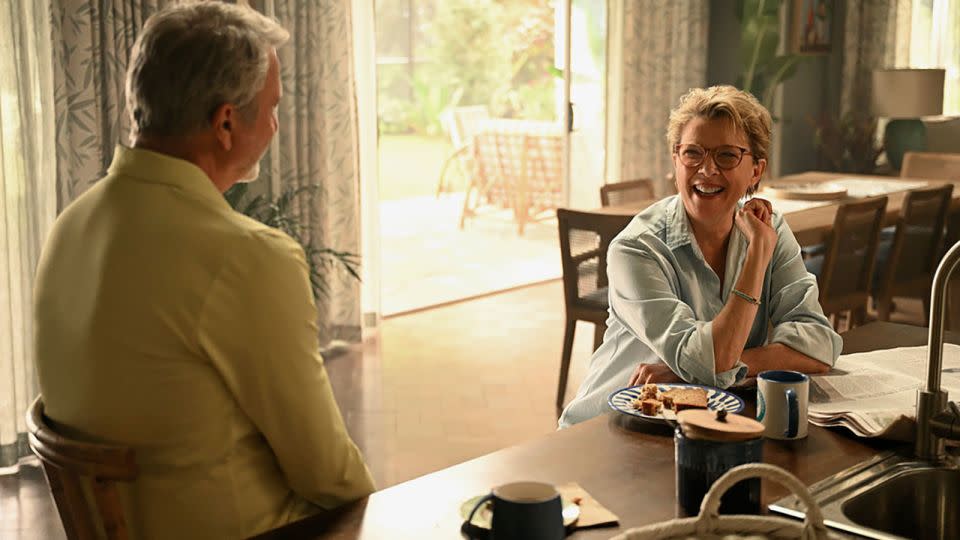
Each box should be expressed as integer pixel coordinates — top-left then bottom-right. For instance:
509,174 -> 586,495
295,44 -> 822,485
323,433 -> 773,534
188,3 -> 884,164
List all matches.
255,322 -> 944,539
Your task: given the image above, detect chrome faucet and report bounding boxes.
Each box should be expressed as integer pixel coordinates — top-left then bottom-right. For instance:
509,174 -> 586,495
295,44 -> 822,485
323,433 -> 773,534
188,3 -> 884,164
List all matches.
916,240 -> 960,461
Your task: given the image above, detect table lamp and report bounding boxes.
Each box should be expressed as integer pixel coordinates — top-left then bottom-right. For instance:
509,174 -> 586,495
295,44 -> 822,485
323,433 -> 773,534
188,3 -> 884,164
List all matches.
872,68 -> 945,170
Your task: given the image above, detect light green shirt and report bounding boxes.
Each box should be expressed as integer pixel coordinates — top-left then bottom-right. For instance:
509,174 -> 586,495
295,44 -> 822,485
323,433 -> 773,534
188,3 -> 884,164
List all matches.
560,195 -> 841,428
35,146 -> 374,539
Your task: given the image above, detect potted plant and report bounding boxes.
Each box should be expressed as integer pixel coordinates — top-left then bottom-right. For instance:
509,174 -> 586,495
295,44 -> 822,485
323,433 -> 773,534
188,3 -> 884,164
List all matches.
224,183 -> 360,300
736,0 -> 807,111
810,111 -> 884,174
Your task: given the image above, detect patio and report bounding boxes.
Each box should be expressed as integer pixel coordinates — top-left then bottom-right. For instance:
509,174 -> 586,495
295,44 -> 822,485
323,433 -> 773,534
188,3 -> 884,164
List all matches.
379,192 -> 560,315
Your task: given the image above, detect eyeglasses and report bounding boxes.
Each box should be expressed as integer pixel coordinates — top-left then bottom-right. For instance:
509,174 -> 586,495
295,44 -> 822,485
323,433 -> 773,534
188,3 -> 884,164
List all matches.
674,143 -> 753,170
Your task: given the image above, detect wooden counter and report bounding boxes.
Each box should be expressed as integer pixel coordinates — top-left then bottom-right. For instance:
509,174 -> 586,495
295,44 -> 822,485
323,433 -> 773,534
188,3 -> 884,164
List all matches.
255,322 -> 949,539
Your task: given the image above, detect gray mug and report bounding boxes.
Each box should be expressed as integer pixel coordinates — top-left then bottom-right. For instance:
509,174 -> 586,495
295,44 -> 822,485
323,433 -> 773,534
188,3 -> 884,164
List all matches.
466,481 -> 565,540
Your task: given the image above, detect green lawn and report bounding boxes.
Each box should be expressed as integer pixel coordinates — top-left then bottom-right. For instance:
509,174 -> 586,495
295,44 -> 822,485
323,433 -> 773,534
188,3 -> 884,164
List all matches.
378,134 -> 466,201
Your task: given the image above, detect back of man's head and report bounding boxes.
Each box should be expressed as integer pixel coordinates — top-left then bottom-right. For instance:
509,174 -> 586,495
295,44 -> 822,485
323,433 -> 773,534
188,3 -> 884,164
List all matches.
126,1 -> 289,140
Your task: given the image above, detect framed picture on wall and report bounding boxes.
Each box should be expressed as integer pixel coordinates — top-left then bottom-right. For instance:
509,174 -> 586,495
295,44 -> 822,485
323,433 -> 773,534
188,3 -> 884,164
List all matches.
792,0 -> 832,54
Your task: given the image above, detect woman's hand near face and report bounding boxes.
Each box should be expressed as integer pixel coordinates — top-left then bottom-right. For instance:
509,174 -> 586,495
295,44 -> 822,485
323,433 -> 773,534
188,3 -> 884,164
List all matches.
628,362 -> 683,387
735,197 -> 777,261
743,197 -> 772,223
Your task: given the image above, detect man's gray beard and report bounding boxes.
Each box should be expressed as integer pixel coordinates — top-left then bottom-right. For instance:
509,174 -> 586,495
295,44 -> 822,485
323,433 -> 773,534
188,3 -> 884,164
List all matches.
236,161 -> 260,183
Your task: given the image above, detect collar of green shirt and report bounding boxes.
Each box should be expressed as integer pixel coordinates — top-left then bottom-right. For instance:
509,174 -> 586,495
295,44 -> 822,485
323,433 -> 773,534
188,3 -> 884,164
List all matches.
107,145 -> 231,211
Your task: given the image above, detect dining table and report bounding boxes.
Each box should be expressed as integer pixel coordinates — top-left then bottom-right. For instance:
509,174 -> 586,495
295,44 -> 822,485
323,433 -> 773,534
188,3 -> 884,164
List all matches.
593,171 -> 960,248
253,321 -> 953,539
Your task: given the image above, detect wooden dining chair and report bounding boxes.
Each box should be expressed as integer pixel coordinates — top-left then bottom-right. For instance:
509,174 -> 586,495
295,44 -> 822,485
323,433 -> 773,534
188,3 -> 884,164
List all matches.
900,151 -> 960,329
900,152 -> 960,251
26,396 -> 138,540
901,151 -> 960,182
874,184 -> 953,324
556,208 -> 633,412
804,196 -> 888,331
599,178 -> 655,207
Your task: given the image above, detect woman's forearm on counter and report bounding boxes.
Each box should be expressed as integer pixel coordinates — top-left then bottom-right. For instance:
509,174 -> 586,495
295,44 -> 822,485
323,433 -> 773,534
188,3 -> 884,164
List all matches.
741,343 -> 831,377
712,244 -> 770,372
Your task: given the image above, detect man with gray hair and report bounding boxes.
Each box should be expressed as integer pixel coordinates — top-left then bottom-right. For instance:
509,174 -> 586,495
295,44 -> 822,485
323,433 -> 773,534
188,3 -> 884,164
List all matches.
34,2 -> 375,537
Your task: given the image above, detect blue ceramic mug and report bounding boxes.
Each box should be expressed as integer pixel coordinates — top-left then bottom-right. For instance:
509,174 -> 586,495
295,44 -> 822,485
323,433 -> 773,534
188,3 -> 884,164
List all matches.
466,481 -> 564,540
758,370 -> 809,440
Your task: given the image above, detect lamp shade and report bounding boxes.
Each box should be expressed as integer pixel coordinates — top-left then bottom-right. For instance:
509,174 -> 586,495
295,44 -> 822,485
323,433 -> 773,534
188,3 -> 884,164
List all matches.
872,69 -> 945,118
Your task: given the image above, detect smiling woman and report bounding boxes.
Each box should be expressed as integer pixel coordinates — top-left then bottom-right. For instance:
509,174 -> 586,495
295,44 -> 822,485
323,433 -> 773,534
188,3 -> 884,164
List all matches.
558,85 -> 841,429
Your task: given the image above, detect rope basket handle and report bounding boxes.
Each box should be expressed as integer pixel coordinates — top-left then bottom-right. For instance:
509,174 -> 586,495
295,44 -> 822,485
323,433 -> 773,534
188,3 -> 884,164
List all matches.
694,463 -> 830,539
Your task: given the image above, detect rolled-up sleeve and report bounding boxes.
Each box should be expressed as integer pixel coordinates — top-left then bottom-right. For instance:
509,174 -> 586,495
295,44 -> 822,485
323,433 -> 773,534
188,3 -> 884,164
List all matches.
607,238 -> 747,386
766,215 -> 842,366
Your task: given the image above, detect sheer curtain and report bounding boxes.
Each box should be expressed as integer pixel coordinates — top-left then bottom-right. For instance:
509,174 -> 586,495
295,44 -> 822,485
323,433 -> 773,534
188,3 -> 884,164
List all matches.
840,0 -> 913,115
0,0 -> 56,469
351,0 -> 383,341
250,0 -> 366,346
908,0 -> 960,114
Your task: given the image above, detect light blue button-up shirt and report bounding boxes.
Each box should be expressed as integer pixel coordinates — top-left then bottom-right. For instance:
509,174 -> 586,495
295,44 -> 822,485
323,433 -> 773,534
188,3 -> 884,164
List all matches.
558,195 -> 841,428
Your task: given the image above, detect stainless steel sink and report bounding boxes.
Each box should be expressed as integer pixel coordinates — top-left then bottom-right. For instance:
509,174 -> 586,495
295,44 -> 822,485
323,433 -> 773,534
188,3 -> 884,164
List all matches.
770,240 -> 960,538
770,451 -> 960,540
842,467 -> 960,539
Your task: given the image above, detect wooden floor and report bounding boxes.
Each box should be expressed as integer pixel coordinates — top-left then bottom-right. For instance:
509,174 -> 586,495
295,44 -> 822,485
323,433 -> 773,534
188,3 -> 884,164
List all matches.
0,280 -> 597,539
325,279 -> 595,486
379,194 -> 560,315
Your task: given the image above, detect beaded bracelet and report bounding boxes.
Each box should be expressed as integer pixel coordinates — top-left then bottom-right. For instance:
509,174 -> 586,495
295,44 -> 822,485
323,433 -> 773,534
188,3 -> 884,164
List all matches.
732,288 -> 761,305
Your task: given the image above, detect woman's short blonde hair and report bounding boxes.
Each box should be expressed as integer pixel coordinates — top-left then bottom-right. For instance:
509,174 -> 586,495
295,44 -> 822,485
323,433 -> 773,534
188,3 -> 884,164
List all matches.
666,85 -> 772,183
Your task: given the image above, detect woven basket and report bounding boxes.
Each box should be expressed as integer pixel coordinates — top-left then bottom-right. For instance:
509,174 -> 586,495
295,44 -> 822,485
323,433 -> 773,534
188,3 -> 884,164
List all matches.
610,463 -> 844,540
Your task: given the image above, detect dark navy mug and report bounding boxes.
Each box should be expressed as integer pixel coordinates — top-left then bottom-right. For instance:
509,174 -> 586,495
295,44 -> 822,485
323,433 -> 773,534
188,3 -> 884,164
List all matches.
674,428 -> 764,517
466,481 -> 565,540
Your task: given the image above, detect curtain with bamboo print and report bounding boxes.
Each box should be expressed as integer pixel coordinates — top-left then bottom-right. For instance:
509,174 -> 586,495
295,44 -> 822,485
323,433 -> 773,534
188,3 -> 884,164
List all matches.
840,0 -> 912,115
50,1 -> 176,210
618,0 -> 709,197
49,0 -> 362,346
249,0 -> 361,345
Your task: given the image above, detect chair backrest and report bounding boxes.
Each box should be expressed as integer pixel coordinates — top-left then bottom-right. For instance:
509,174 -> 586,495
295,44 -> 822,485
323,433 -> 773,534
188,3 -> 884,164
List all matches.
881,185 -> 954,292
441,105 -> 491,150
600,179 -> 655,207
903,152 -> 960,256
818,196 -> 888,316
473,119 -> 564,211
557,208 -> 633,311
26,397 -> 138,540
901,152 -> 960,181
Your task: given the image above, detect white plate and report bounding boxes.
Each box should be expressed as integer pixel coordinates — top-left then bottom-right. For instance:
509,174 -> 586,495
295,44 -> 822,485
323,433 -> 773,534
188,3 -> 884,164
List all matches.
459,494 -> 580,529
763,182 -> 847,201
608,383 -> 745,424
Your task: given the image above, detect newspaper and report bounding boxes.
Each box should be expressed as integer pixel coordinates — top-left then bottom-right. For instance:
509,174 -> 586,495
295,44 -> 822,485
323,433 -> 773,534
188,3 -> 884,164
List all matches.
808,344 -> 960,440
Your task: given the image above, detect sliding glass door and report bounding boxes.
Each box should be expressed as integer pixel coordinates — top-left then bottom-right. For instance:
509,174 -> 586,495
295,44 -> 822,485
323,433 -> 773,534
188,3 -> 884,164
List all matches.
373,0 -> 607,315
